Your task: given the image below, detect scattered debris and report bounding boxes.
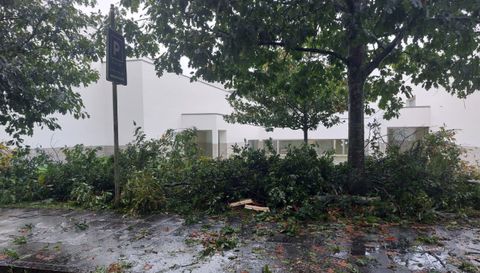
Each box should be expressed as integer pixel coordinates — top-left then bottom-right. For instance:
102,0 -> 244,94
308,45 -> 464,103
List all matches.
229,199 -> 270,212
13,235 -> 27,245
0,208 -> 479,272
229,199 -> 254,208
245,204 -> 270,212
19,223 -> 33,234
2,248 -> 19,260
73,219 -> 89,231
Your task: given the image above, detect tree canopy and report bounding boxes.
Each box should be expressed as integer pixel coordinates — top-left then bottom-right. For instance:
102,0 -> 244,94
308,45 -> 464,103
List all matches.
225,55 -> 347,142
0,0 -> 102,144
121,0 -> 480,173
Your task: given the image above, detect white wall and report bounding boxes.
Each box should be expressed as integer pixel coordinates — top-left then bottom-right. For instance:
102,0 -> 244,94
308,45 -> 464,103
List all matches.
140,60 -> 232,138
373,85 -> 480,148
413,87 -> 480,147
0,59 -> 268,149
0,62 -> 146,147
2,59 -> 479,165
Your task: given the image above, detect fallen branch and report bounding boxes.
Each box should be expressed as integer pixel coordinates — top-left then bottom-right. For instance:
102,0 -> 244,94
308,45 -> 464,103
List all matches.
426,250 -> 446,268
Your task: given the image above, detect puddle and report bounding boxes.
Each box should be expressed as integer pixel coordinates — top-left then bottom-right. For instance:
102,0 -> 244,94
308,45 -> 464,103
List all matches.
392,246 -> 448,271
351,236 -> 366,255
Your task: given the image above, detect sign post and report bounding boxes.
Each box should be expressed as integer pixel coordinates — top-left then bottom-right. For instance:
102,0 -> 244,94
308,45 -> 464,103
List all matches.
106,4 -> 127,207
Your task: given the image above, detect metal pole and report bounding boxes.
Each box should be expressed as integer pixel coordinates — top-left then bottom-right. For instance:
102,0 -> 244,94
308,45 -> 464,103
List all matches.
110,4 -> 120,207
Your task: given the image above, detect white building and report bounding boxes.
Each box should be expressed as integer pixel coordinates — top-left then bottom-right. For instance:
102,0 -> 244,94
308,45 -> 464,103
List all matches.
1,59 -> 479,166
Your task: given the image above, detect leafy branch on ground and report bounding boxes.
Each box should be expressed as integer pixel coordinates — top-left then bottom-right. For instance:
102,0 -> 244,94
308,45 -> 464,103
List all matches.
0,127 -> 479,223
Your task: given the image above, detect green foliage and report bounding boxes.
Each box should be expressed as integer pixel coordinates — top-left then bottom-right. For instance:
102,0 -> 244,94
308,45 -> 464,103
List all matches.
0,0 -> 103,144
458,261 -> 479,273
225,57 -> 347,141
0,145 -> 113,207
193,226 -> 239,257
70,182 -> 112,210
39,145 -> 113,202
1,127 -> 478,222
0,148 -> 51,204
12,235 -> 27,245
176,144 -> 278,213
364,129 -> 480,220
122,171 -> 166,215
2,248 -> 19,260
262,265 -> 273,273
268,145 -> 334,208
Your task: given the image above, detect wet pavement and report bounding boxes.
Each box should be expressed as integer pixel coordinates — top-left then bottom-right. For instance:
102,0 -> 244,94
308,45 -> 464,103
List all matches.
0,208 -> 479,273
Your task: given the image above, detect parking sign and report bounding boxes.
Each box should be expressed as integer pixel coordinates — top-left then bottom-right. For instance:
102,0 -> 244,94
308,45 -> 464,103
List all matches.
106,28 -> 127,85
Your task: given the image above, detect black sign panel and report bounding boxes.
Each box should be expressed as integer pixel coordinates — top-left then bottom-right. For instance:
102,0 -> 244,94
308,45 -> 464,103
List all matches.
106,28 -> 127,85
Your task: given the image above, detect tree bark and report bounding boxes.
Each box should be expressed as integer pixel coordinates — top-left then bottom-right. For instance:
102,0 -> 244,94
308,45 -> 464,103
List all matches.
303,127 -> 308,144
301,110 -> 308,144
346,0 -> 366,175
347,60 -> 365,172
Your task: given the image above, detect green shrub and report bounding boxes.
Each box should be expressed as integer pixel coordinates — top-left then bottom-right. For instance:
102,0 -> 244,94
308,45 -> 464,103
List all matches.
122,170 -> 166,215
364,128 -> 479,220
0,145 -> 113,205
58,145 -> 113,198
0,148 -> 51,204
71,182 -> 112,209
2,126 -> 478,222
268,145 -> 333,207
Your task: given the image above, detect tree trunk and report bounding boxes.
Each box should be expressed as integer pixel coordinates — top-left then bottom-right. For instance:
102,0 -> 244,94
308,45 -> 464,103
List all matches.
346,0 -> 366,175
347,62 -> 365,172
303,127 -> 308,144
301,110 -> 308,144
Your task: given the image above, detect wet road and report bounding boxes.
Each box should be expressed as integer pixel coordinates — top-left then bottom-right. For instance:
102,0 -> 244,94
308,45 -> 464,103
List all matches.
0,208 -> 478,272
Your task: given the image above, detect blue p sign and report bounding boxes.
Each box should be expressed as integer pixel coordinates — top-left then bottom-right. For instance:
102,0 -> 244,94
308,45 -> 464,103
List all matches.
106,28 -> 127,85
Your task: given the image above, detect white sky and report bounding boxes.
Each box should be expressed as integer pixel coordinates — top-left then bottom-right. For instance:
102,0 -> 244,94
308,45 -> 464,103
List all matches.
81,0 -> 195,76
84,0 -> 119,15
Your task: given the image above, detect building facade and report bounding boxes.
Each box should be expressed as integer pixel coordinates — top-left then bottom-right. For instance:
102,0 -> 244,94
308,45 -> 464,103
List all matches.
1,59 -> 479,167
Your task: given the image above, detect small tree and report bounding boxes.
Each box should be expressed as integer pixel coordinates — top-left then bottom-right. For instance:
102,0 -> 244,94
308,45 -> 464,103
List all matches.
0,0 -> 102,144
225,57 -> 347,143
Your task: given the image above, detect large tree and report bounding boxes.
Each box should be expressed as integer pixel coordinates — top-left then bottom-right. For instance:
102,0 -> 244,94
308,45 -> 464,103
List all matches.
225,56 -> 347,143
0,0 -> 102,144
121,0 -> 480,175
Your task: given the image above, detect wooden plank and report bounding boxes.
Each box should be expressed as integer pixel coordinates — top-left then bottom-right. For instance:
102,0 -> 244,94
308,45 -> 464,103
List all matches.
244,204 -> 270,212
229,199 -> 254,208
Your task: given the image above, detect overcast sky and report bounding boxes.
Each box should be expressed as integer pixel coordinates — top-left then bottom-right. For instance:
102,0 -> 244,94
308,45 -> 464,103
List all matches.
81,0 -> 193,76
83,0 -> 119,15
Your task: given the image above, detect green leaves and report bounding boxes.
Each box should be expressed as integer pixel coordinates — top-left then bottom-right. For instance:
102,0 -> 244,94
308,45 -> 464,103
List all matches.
225,55 -> 347,140
0,0 -> 102,144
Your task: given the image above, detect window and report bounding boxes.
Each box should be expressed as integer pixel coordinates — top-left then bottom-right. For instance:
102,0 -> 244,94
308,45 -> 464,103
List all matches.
263,139 -> 348,155
218,130 -> 227,158
278,140 -> 304,154
196,130 -> 213,157
248,139 -> 259,150
335,139 -> 348,155
312,139 -> 335,154
387,127 -> 429,151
